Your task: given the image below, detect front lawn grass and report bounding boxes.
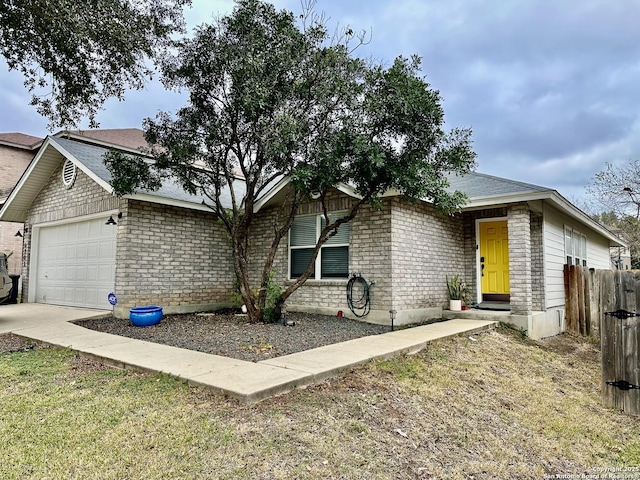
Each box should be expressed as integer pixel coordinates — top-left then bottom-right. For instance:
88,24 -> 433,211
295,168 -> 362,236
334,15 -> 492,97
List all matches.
1,327 -> 638,479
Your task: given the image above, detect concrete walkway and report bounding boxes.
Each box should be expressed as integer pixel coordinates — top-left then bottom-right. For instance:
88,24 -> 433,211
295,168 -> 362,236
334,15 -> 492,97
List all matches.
2,304 -> 496,403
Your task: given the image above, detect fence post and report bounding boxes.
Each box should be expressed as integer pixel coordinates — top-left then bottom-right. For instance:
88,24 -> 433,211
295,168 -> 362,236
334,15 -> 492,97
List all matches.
585,268 -> 599,337
602,309 -> 640,416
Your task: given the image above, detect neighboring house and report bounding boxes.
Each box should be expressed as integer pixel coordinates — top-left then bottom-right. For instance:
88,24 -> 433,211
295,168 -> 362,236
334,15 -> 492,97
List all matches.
0,133 -> 42,277
608,227 -> 632,270
0,133 -> 625,339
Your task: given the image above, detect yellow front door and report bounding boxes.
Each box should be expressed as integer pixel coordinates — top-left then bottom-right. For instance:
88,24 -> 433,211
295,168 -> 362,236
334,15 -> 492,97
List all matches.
479,221 -> 510,295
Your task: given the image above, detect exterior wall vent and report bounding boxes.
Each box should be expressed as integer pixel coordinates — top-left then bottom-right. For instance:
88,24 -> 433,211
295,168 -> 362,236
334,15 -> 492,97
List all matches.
62,159 -> 76,188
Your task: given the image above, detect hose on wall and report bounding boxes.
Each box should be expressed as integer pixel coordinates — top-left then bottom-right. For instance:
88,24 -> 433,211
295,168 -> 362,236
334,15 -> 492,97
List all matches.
346,273 -> 371,318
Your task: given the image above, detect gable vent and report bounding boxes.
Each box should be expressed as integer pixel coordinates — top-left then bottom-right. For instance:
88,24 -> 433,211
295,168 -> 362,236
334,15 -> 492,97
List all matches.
62,159 -> 76,188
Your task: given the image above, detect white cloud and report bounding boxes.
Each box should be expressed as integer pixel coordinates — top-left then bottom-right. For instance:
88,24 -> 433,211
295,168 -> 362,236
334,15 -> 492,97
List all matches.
1,0 -> 640,206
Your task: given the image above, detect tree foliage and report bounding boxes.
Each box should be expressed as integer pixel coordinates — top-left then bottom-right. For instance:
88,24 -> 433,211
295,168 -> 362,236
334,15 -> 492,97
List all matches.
588,160 -> 640,219
105,0 -> 476,322
0,0 -> 190,128
588,160 -> 640,268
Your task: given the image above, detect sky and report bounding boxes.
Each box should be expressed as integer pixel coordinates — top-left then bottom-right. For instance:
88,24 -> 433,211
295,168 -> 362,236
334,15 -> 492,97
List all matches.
1,0 -> 639,205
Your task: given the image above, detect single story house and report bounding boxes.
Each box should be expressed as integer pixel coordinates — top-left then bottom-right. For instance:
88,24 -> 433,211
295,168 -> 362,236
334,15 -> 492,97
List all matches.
0,133 -> 624,339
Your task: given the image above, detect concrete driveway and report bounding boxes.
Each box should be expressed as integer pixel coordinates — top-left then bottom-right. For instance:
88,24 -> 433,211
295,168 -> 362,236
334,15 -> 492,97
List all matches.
0,303 -> 108,334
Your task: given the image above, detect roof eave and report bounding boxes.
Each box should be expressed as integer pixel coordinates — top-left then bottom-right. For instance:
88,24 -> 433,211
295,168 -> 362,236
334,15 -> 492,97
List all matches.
124,192 -> 216,214
254,177 -> 363,213
464,190 -> 626,247
0,137 -> 58,222
0,139 -> 43,151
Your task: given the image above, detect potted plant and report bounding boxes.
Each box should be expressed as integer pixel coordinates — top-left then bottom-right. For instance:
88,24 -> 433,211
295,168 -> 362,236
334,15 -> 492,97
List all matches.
446,275 -> 470,312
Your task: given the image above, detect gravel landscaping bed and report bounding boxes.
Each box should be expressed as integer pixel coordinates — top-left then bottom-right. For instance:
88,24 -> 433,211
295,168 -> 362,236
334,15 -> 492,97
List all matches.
76,312 -> 391,362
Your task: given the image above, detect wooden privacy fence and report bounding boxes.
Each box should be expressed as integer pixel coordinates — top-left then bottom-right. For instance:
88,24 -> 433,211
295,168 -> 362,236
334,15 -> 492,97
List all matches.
563,266 -> 640,337
564,266 -> 640,416
602,310 -> 640,416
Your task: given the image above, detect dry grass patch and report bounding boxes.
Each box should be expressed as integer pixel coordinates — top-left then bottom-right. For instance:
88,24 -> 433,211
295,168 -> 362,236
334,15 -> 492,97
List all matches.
1,326 -> 639,479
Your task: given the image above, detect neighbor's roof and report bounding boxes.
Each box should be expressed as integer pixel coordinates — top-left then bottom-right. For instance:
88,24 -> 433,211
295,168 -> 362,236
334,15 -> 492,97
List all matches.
0,136 -> 246,223
0,132 -> 43,150
54,128 -> 148,152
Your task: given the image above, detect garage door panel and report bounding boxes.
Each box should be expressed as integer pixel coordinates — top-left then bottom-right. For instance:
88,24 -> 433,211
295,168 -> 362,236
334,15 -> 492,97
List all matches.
66,223 -> 78,241
65,244 -> 77,260
35,217 -> 116,310
55,265 -> 66,281
54,245 -> 66,260
99,239 -> 113,257
85,289 -> 98,306
77,222 -> 89,239
98,264 -> 114,282
86,265 -> 98,282
63,287 -> 75,303
87,241 -> 100,259
74,266 -> 86,281
76,244 -> 87,260
65,265 -> 76,281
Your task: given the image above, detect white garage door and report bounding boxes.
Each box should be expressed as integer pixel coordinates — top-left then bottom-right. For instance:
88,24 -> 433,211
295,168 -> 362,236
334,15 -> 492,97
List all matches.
35,217 -> 116,309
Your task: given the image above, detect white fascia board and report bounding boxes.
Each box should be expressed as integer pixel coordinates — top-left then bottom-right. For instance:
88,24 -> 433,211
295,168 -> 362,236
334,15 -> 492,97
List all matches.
548,192 -> 626,247
254,178 -> 365,213
464,190 -> 625,247
253,176 -> 291,212
124,192 -> 216,213
462,191 -> 554,209
337,183 -> 363,199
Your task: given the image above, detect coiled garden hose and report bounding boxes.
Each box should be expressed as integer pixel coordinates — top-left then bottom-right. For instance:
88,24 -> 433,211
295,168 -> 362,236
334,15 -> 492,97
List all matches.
346,274 -> 371,318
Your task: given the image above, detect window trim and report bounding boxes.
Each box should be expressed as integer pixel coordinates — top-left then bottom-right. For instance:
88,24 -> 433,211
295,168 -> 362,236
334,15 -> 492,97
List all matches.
288,211 -> 350,280
564,225 -> 587,267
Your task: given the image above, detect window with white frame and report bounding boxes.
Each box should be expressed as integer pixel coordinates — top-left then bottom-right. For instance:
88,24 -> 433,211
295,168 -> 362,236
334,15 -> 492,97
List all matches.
564,226 -> 587,267
289,213 -> 350,279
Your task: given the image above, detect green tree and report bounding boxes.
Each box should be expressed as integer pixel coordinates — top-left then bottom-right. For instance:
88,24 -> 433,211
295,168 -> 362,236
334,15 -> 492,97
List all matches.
0,0 -> 190,128
105,0 -> 476,322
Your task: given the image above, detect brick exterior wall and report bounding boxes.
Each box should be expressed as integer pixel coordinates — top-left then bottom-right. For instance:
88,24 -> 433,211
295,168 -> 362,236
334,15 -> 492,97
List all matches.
249,191 -> 368,314
251,192 -> 467,321
23,163 -> 121,302
20,160 -> 546,321
22,162 -> 234,315
27,163 -> 120,224
350,201 -> 393,310
0,144 -> 36,280
0,222 -> 24,275
0,145 -> 32,200
114,200 -> 234,314
390,198 -> 465,310
508,204 -> 533,315
530,211 -> 545,311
